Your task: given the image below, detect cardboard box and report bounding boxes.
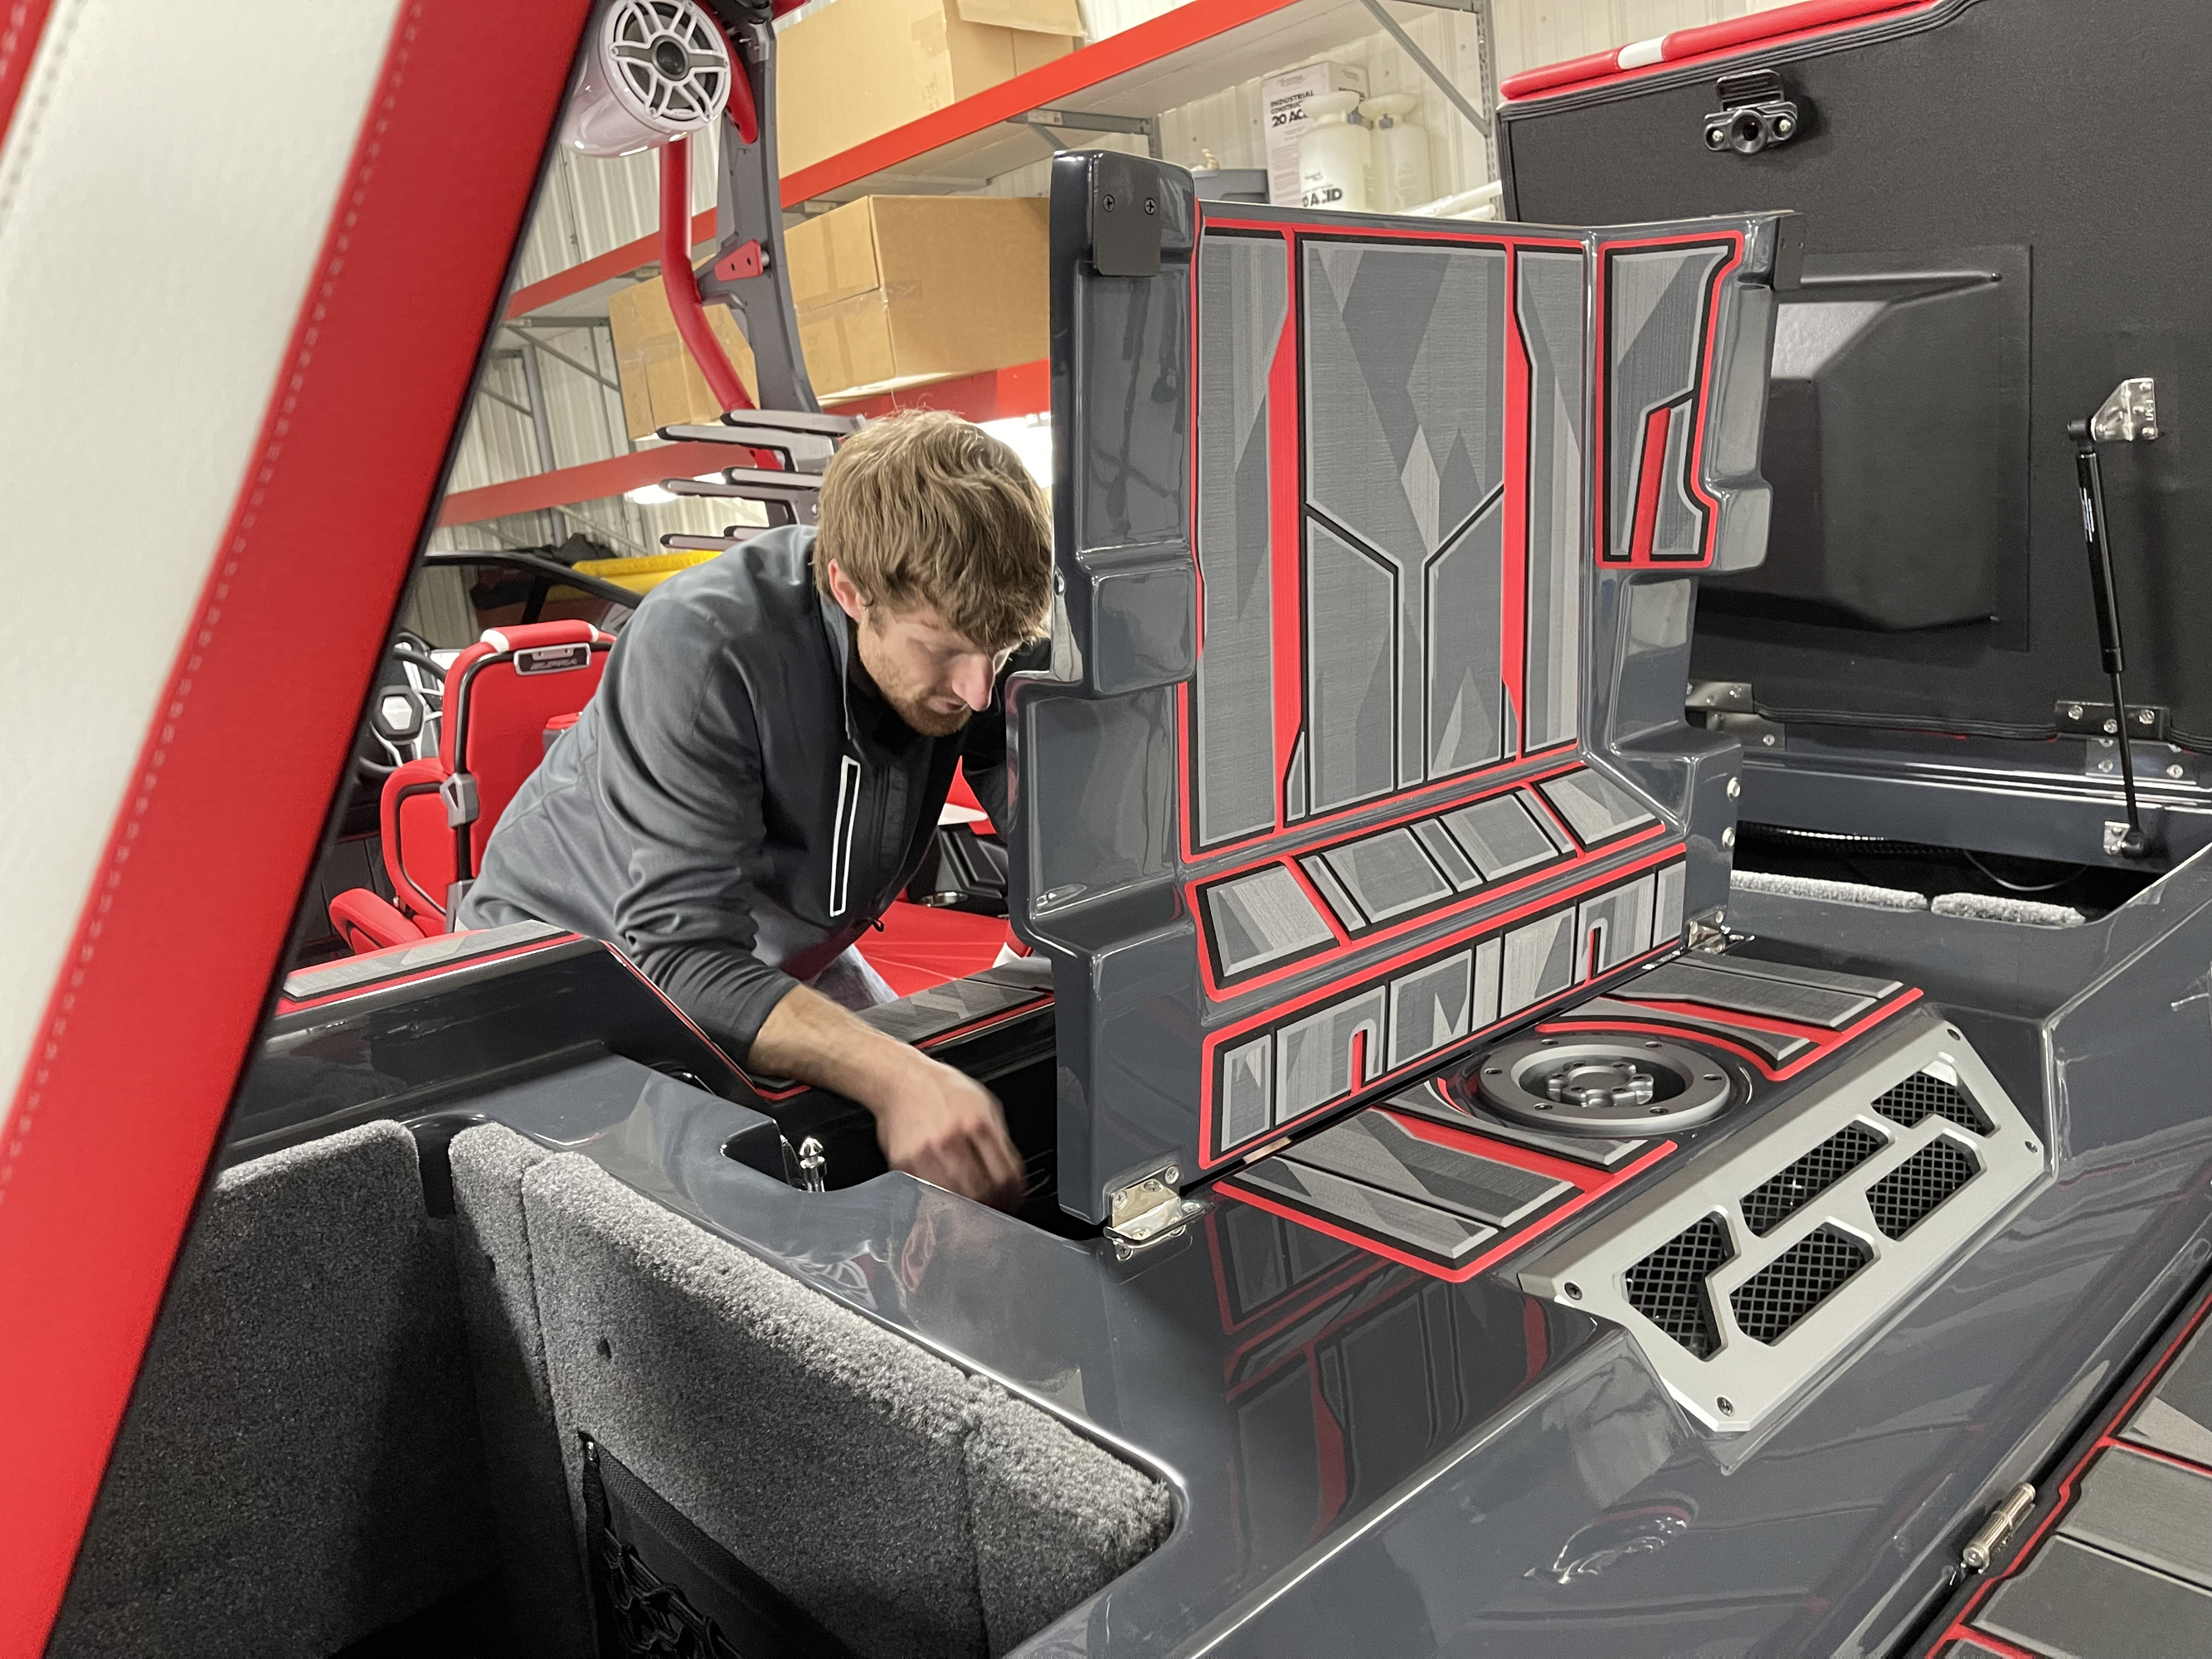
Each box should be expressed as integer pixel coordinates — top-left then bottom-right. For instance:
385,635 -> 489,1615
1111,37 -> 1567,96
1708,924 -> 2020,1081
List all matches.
785,195 -> 1049,401
1262,61 -> 1369,206
775,0 -> 1082,179
606,274 -> 761,440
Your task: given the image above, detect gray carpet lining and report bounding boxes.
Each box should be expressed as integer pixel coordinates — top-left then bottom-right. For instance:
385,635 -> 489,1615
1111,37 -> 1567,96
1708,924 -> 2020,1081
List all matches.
56,1116 -> 1169,1659
448,1125 -> 597,1657
50,1121 -> 496,1659
516,1146 -> 1173,1659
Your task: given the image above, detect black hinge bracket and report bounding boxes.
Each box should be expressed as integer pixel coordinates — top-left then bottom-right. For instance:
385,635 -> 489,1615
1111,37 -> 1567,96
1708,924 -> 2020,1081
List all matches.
1089,152 -> 1162,279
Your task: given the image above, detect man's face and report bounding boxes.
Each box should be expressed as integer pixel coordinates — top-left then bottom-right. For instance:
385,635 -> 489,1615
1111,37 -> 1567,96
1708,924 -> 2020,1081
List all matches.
827,560 -> 1013,737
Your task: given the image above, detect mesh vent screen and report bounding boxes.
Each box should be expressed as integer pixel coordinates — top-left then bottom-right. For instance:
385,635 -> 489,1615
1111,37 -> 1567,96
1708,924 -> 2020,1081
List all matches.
1740,1122 -> 1888,1238
1867,1138 -> 1978,1238
1873,1072 -> 1991,1136
1624,1214 -> 1734,1359
1729,1225 -> 1870,1345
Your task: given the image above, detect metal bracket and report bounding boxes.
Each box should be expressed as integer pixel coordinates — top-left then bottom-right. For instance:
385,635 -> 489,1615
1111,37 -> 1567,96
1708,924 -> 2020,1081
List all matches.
1687,682 -> 1783,752
1353,0 -> 1490,138
1702,69 -> 1801,155
2089,377 -> 2159,444
1105,1165 -> 1205,1252
1009,106 -> 1163,158
2055,697 -> 2166,742
1088,151 -> 1163,279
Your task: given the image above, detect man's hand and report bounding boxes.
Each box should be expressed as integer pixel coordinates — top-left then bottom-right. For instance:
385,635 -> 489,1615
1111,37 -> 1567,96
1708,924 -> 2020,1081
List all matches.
748,982 -> 1025,1209
872,1050 -> 1024,1209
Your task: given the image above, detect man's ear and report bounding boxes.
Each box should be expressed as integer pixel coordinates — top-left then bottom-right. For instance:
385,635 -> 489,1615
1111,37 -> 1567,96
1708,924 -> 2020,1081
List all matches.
823,557 -> 868,625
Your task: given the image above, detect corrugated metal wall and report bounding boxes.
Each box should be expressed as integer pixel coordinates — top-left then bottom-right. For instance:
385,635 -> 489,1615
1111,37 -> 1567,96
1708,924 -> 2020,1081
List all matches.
435,0 -> 1796,548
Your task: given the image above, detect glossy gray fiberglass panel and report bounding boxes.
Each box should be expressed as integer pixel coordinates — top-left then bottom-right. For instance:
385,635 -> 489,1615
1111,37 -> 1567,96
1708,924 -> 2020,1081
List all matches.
1016,152 -> 1789,1223
450,847 -> 2212,1657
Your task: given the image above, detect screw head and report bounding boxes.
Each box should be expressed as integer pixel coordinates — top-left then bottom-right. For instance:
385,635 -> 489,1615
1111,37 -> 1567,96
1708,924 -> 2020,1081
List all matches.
1101,191 -> 1116,210
1705,125 -> 1728,149
2069,704 -> 2084,719
1563,1282 -> 1583,1301
1727,776 -> 1742,799
1144,197 -> 1158,216
1773,116 -> 1794,135
2170,764 -> 2185,780
1762,733 -> 1777,747
2103,718 -> 2119,734
2140,708 -> 2156,724
2099,760 -> 2115,774
1717,1396 -> 1736,1416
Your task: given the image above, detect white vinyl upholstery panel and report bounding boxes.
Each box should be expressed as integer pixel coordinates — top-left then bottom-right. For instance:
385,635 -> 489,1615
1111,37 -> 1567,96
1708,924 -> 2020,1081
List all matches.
0,0 -> 406,1122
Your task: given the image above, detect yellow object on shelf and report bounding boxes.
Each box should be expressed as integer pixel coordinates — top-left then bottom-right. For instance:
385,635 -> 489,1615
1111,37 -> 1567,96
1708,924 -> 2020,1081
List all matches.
570,551 -> 722,596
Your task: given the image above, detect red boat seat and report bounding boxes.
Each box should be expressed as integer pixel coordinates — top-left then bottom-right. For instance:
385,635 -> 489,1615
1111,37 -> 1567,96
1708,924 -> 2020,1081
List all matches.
333,621 -> 612,949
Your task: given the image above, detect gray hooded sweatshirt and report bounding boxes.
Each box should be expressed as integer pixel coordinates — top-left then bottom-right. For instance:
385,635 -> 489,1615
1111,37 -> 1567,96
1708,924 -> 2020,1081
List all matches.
455,524 -> 1026,1062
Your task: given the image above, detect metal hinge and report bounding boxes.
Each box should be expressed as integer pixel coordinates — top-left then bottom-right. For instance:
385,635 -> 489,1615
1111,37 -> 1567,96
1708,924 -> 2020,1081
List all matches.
1961,1482 -> 2037,1573
1687,680 -> 1783,752
1106,1165 -> 1204,1253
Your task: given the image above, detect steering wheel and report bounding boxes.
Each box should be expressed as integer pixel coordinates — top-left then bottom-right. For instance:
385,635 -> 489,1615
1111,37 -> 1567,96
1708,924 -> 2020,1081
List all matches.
357,633 -> 448,783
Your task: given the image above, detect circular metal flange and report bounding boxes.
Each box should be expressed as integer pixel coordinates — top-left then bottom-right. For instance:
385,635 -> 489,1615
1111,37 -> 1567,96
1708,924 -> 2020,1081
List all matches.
1472,1035 -> 1735,1136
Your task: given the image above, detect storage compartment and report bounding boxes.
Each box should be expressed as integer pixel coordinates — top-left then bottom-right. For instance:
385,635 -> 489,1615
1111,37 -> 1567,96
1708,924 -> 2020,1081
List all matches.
784,195 -> 1051,401
1700,248 -> 2028,635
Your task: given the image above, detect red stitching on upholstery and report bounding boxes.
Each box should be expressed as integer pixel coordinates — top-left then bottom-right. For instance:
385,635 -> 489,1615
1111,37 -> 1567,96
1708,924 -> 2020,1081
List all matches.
1,2 -> 425,1206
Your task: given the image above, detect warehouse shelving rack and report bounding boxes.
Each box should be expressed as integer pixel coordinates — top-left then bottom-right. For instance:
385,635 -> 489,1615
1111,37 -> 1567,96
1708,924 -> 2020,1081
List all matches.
444,0 -> 1497,528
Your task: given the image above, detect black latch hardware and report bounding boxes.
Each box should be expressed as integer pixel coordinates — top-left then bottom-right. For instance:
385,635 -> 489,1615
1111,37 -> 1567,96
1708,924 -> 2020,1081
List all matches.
1704,71 -> 1801,155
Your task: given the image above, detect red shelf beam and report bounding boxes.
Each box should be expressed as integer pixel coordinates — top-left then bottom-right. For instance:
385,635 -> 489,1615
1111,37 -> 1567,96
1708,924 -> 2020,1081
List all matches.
438,359 -> 1049,522
778,0 -> 1305,204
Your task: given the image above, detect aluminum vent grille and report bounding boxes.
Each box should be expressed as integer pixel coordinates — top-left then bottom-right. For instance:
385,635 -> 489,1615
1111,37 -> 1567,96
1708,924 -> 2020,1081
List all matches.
1624,1214 -> 1734,1360
1520,1011 -> 2042,1433
1730,1225 -> 1871,1345
1873,1071 -> 1992,1135
1867,1138 -> 1978,1238
1740,1121 -> 1888,1238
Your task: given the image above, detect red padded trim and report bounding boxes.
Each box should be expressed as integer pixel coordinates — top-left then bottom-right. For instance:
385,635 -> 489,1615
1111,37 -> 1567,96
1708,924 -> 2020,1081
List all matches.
1500,0 -> 1937,101
0,1 -> 56,153
445,636 -> 610,871
0,0 -> 594,1643
382,757 -> 455,927
546,710 -> 581,731
328,888 -> 429,953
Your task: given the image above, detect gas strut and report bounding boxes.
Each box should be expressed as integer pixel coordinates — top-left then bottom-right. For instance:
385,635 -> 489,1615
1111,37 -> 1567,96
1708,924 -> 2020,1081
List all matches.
2067,377 -> 2160,859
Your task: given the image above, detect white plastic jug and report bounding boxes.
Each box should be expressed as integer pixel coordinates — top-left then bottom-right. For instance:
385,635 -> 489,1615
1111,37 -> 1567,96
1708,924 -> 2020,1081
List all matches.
1362,94 -> 1432,214
1298,90 -> 1373,212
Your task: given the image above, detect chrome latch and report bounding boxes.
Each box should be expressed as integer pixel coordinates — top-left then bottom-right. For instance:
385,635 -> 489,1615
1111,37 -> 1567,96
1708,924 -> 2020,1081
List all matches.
1961,1482 -> 2036,1572
782,1135 -> 826,1194
1106,1165 -> 1204,1253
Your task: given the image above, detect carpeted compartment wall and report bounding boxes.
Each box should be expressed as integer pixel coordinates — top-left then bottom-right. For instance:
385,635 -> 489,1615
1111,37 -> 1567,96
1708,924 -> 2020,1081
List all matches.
447,1122 -> 598,1658
49,1121 -> 497,1659
498,1135 -> 1173,1659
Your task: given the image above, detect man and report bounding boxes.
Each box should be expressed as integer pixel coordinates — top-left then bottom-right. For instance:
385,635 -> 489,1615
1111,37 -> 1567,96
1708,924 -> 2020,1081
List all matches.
455,412 -> 1048,1209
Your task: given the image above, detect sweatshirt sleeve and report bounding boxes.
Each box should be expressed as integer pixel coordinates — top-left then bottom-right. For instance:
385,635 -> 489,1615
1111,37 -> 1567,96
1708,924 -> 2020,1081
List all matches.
594,592 -> 799,1062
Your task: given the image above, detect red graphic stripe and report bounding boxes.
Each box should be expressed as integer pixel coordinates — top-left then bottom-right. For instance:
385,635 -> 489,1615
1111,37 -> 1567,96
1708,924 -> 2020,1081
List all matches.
1628,402 -> 1673,560
0,0 -> 54,152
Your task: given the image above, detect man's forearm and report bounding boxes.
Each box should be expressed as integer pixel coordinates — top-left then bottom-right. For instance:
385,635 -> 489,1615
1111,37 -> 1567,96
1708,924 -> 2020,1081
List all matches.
747,981 -> 919,1112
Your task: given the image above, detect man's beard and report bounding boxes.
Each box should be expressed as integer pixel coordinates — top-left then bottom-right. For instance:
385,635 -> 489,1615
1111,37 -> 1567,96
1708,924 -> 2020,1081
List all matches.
888,688 -> 975,738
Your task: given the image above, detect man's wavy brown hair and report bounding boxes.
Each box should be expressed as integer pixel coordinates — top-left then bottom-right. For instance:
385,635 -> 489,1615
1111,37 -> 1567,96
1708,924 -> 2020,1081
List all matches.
813,410 -> 1052,652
